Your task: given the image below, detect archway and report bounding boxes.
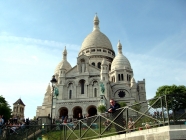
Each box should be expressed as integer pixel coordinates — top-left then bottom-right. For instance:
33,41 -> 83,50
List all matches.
87,105 -> 97,116
59,107 -> 68,118
73,106 -> 82,119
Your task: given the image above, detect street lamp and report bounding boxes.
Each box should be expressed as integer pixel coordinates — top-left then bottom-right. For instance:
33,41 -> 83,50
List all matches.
50,75 -> 57,125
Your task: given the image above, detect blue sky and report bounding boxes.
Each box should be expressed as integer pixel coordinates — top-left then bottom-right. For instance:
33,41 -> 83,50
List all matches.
0,0 -> 186,119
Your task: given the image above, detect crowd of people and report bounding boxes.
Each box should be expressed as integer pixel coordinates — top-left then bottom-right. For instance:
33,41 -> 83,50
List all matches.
0,115 -> 30,138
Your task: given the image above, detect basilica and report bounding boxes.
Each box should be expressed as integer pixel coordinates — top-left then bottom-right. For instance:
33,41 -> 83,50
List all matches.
36,14 -> 146,120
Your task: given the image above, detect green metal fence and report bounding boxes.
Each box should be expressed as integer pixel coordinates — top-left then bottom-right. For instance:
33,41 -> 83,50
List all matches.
1,95 -> 186,140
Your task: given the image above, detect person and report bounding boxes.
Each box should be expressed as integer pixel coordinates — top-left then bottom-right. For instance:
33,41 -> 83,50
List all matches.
128,118 -> 135,131
26,118 -> 30,129
107,99 -> 124,134
63,116 -> 68,124
0,115 -> 4,136
61,115 -> 65,123
85,114 -> 90,126
145,122 -> 150,129
10,123 -> 18,134
103,119 -> 111,131
21,121 -> 26,129
123,118 -> 126,133
77,113 -> 83,120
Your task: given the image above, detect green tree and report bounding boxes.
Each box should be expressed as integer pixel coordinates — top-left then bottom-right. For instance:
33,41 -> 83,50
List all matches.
0,95 -> 12,121
154,85 -> 186,111
118,101 -> 127,107
131,102 -> 141,112
97,105 -> 106,113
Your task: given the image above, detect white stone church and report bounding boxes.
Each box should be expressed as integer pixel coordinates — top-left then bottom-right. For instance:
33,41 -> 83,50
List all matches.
36,14 -> 147,120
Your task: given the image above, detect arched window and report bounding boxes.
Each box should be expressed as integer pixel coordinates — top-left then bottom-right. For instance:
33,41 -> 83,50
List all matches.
98,62 -> 101,69
81,59 -> 85,72
121,74 -> 124,81
94,88 -> 97,97
69,90 -> 72,99
109,64 -> 111,71
92,62 -> 95,66
93,81 -> 98,97
68,83 -> 73,98
80,79 -> 85,94
118,74 -> 121,81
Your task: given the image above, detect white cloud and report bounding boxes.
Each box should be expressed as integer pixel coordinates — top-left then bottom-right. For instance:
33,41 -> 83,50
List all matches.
31,55 -> 38,61
126,52 -> 186,99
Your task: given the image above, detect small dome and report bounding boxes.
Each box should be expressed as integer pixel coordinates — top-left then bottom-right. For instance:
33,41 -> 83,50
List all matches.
55,60 -> 72,74
79,14 -> 113,52
111,54 -> 131,70
55,47 -> 72,74
111,41 -> 131,71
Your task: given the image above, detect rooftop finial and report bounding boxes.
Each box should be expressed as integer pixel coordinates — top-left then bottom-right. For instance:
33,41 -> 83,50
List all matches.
63,46 -> 67,60
117,40 -> 122,54
93,13 -> 100,31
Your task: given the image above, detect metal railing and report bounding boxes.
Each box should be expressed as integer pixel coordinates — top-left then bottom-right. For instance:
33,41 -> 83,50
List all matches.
1,95 -> 186,140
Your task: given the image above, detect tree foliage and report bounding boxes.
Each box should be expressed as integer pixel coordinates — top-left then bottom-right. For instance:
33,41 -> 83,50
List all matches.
118,101 -> 127,108
0,95 -> 12,121
154,85 -> 186,111
97,105 -> 106,113
131,102 -> 141,112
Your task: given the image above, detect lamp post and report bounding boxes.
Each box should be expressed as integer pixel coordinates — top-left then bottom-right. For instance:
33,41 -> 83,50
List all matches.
50,75 -> 57,125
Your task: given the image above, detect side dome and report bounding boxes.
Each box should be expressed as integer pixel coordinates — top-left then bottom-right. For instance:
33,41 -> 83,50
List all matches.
55,47 -> 72,74
55,60 -> 72,74
79,14 -> 114,55
111,41 -> 132,71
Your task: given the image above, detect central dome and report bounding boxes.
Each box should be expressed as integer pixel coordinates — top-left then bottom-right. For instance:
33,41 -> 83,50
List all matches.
80,30 -> 113,51
79,14 -> 113,54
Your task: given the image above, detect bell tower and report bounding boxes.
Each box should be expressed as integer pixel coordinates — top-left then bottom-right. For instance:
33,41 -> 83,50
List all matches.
12,98 -> 25,120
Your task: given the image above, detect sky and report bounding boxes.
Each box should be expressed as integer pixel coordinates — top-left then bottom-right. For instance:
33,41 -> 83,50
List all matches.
0,0 -> 186,119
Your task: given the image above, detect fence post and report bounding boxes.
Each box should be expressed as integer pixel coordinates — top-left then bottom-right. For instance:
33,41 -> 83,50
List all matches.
79,121 -> 81,140
171,99 -> 176,124
126,107 -> 129,133
60,124 -> 62,140
165,95 -> 170,125
160,96 -> 165,125
99,115 -> 101,138
63,124 -> 67,140
26,128 -> 28,140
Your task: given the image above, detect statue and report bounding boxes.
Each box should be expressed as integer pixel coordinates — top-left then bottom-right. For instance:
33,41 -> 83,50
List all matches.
100,82 -> 105,94
54,87 -> 59,97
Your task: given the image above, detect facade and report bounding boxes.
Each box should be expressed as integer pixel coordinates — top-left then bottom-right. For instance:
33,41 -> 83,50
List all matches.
12,98 -> 25,119
36,14 -> 147,120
